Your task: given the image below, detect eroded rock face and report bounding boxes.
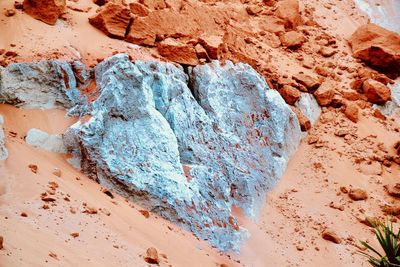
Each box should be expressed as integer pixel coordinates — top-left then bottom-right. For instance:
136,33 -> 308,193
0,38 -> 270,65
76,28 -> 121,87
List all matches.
88,2 -> 132,39
349,24 -> 400,77
0,115 -> 8,161
23,0 -> 66,25
0,60 -> 82,109
65,54 -> 301,251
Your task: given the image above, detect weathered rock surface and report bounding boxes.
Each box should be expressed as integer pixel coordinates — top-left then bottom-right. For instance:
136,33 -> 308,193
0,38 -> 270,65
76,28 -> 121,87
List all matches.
23,0 -> 66,25
0,61 -> 81,109
88,2 -> 132,39
363,79 -> 391,105
0,115 -> 8,161
275,0 -> 301,29
157,38 -> 198,65
64,54 -> 301,251
313,80 -> 335,106
26,128 -> 67,153
280,31 -> 304,49
349,23 -> 400,77
295,93 -> 321,125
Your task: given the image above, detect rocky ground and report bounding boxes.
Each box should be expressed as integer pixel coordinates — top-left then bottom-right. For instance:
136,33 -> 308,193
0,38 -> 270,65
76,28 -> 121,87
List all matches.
0,0 -> 399,266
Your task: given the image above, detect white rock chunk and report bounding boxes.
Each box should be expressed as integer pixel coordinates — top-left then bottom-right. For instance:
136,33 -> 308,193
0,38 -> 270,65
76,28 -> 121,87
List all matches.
26,128 -> 67,153
0,115 -> 8,160
295,93 -> 321,125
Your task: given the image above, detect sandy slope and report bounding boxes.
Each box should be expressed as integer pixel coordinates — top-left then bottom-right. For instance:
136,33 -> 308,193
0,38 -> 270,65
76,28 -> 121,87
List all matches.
0,105 -> 239,267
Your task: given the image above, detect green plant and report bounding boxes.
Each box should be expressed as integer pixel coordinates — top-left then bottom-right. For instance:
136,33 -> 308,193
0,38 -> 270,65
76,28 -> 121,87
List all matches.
360,218 -> 400,267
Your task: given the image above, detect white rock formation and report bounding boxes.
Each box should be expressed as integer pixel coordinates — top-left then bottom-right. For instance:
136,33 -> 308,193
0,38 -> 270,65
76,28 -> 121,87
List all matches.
0,60 -> 86,110
26,128 -> 67,153
0,115 -> 8,160
64,54 -> 302,251
295,93 -> 322,125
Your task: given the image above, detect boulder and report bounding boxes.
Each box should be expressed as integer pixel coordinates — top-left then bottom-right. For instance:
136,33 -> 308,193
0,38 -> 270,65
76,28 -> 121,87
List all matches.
275,0 -> 301,29
93,0 -> 125,6
157,38 -> 198,65
0,115 -> 8,161
64,54 -> 301,251
313,80 -> 335,106
279,85 -> 301,105
363,79 -> 391,105
349,24 -> 400,77
279,31 -> 304,49
23,0 -> 66,25
0,60 -> 81,109
88,2 -> 132,39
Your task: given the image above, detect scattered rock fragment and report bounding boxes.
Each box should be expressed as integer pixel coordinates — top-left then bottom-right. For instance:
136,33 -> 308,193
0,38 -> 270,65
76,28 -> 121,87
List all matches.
157,38 -> 198,65
139,210 -> 150,218
28,164 -> 38,174
313,80 -> 335,106
293,73 -> 320,92
198,35 -> 224,60
344,102 -> 359,123
322,229 -> 341,244
384,184 -> 400,198
23,0 -> 66,25
70,232 -> 79,238
319,46 -> 337,57
5,9 -> 16,17
275,0 -> 301,29
381,205 -> 400,216
14,1 -> 23,9
348,188 -> 368,201
279,85 -> 301,105
20,212 -> 28,217
280,31 -> 304,49
52,168 -> 61,177
144,247 -> 160,264
363,79 -> 391,105
291,106 -> 311,131
88,2 -> 132,39
83,205 -> 98,214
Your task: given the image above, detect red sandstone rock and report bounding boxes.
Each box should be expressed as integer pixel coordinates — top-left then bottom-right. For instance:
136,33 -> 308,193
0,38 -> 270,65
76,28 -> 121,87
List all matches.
23,0 -> 66,25
279,85 -> 301,105
322,229 -> 341,244
363,79 -> 391,105
198,35 -> 224,60
291,106 -> 311,131
275,0 -> 301,29
89,3 -> 132,39
344,102 -> 360,123
313,80 -> 335,106
144,247 -> 160,264
293,73 -> 320,92
348,188 -> 368,201
157,38 -> 198,65
279,31 -> 304,49
349,24 -> 400,76
129,2 -> 150,17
